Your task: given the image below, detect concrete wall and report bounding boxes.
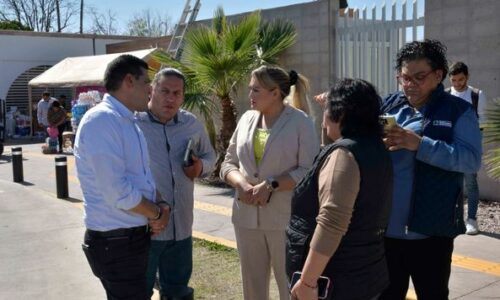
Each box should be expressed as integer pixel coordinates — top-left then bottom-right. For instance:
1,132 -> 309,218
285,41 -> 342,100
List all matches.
0,30 -> 136,101
425,0 -> 500,201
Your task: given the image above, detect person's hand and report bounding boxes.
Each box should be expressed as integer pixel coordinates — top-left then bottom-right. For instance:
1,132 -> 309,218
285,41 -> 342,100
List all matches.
383,125 -> 422,151
236,180 -> 254,205
183,155 -> 203,180
291,278 -> 319,300
313,92 -> 328,109
251,181 -> 271,206
149,205 -> 170,236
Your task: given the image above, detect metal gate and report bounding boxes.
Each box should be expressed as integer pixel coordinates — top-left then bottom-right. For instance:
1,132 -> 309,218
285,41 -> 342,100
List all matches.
336,0 -> 425,96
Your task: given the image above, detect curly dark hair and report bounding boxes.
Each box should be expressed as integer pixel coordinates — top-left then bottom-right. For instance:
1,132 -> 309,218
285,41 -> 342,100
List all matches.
395,39 -> 448,82
326,78 -> 382,137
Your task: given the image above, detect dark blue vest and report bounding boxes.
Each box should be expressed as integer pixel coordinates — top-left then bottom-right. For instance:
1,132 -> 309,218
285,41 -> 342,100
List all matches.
382,84 -> 470,237
286,137 -> 393,300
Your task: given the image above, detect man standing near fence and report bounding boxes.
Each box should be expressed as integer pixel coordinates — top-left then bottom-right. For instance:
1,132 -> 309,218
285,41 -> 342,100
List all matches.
137,68 -> 216,300
447,61 -> 487,235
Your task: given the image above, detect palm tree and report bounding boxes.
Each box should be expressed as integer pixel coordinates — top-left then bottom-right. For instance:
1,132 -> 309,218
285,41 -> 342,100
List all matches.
153,7 -> 297,177
483,98 -> 500,180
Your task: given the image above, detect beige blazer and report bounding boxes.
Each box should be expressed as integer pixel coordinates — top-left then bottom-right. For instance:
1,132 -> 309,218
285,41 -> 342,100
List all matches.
221,106 -> 320,230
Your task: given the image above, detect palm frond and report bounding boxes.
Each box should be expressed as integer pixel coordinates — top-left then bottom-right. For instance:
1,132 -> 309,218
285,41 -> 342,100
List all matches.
212,6 -> 226,35
184,26 -> 219,60
224,12 -> 260,53
257,19 -> 297,65
483,98 -> 500,179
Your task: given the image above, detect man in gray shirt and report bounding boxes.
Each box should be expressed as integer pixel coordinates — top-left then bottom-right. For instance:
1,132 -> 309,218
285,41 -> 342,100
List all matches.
137,68 -> 216,300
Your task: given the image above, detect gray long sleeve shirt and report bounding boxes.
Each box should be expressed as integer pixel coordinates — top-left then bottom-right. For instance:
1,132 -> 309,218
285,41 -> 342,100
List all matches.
136,109 -> 216,241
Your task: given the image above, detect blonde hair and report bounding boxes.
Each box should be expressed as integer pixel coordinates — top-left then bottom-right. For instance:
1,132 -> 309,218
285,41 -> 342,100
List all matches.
251,65 -> 310,114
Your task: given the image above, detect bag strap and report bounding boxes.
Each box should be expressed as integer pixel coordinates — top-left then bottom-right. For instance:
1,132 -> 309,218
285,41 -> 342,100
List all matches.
470,87 -> 479,113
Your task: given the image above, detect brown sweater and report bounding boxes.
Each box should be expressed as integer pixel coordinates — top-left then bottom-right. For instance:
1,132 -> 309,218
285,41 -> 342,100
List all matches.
310,148 -> 360,257
47,107 -> 67,127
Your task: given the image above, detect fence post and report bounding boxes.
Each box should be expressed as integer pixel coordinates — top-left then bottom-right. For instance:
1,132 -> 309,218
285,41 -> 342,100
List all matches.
55,156 -> 69,199
11,147 -> 24,183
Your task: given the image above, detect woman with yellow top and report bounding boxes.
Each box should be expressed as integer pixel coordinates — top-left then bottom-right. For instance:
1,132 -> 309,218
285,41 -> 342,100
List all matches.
221,65 -> 319,300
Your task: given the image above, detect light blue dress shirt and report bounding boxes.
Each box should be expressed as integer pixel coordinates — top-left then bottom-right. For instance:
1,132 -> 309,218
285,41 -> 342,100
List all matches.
74,94 -> 156,231
385,103 -> 482,239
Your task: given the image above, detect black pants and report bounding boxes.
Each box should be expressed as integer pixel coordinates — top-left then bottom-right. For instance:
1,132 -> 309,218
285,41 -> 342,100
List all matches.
82,226 -> 151,300
380,236 -> 454,300
57,124 -> 65,152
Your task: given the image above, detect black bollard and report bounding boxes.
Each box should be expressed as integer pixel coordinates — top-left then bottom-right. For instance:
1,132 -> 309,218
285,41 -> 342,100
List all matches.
55,156 -> 69,199
11,147 -> 23,183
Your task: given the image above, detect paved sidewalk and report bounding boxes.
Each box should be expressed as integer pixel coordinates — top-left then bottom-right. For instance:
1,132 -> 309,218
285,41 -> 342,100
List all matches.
0,143 -> 499,299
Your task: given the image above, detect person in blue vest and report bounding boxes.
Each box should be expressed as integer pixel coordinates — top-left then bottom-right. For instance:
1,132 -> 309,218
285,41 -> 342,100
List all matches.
447,61 -> 487,235
379,40 -> 482,300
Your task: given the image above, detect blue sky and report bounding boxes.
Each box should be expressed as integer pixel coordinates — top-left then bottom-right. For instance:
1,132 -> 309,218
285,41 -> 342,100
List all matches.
81,0 -> 424,34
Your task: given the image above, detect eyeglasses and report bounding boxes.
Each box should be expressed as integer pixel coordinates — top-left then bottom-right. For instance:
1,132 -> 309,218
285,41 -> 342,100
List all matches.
396,70 -> 435,86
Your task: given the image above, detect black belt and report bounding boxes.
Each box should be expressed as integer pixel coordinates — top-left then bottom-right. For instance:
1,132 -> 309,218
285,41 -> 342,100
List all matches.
86,225 -> 149,238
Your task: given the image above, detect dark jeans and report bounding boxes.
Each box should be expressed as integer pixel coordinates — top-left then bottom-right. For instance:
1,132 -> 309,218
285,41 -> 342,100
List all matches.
146,237 -> 193,298
465,173 -> 479,220
380,237 -> 454,300
57,124 -> 65,152
82,227 -> 151,300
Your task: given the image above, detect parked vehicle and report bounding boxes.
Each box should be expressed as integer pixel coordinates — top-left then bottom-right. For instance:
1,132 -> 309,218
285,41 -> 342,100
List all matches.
0,98 -> 5,156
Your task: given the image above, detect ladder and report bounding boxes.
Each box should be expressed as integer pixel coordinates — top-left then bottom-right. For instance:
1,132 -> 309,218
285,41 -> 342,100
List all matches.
167,0 -> 201,60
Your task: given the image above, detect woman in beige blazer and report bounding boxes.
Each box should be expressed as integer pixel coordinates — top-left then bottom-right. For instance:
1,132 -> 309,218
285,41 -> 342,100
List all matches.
221,65 -> 320,300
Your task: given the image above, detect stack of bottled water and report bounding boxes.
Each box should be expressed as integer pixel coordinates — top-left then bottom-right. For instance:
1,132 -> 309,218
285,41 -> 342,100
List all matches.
71,91 -> 102,133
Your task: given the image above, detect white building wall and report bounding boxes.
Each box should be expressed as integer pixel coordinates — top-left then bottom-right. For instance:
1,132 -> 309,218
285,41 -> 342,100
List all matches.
0,32 -> 132,100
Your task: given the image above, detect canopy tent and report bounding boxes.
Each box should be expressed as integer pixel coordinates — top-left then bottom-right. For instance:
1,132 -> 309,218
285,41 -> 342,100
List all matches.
26,48 -> 162,136
28,48 -> 160,88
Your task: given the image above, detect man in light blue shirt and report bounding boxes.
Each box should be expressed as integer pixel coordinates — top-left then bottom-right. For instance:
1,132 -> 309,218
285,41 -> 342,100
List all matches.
137,68 -> 216,300
75,55 -> 170,300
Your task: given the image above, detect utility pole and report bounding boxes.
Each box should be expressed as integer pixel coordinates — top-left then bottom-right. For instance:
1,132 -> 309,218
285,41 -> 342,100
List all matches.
56,0 -> 61,32
80,0 -> 84,34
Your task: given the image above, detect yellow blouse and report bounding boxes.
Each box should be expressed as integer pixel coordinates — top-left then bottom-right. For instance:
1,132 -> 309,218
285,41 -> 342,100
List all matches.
253,128 -> 270,166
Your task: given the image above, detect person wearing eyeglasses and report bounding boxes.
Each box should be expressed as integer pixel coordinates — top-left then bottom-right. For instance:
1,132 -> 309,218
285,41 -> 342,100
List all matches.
379,40 -> 482,300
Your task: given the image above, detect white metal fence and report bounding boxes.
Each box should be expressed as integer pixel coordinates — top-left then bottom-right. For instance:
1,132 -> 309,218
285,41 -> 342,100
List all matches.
336,0 -> 425,96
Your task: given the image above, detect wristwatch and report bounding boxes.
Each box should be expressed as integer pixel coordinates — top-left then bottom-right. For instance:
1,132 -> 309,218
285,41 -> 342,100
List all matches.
265,177 -> 280,192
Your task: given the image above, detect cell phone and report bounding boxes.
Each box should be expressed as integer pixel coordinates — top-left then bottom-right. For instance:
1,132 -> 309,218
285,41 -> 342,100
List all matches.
183,138 -> 194,167
379,115 -> 397,130
289,271 -> 330,300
